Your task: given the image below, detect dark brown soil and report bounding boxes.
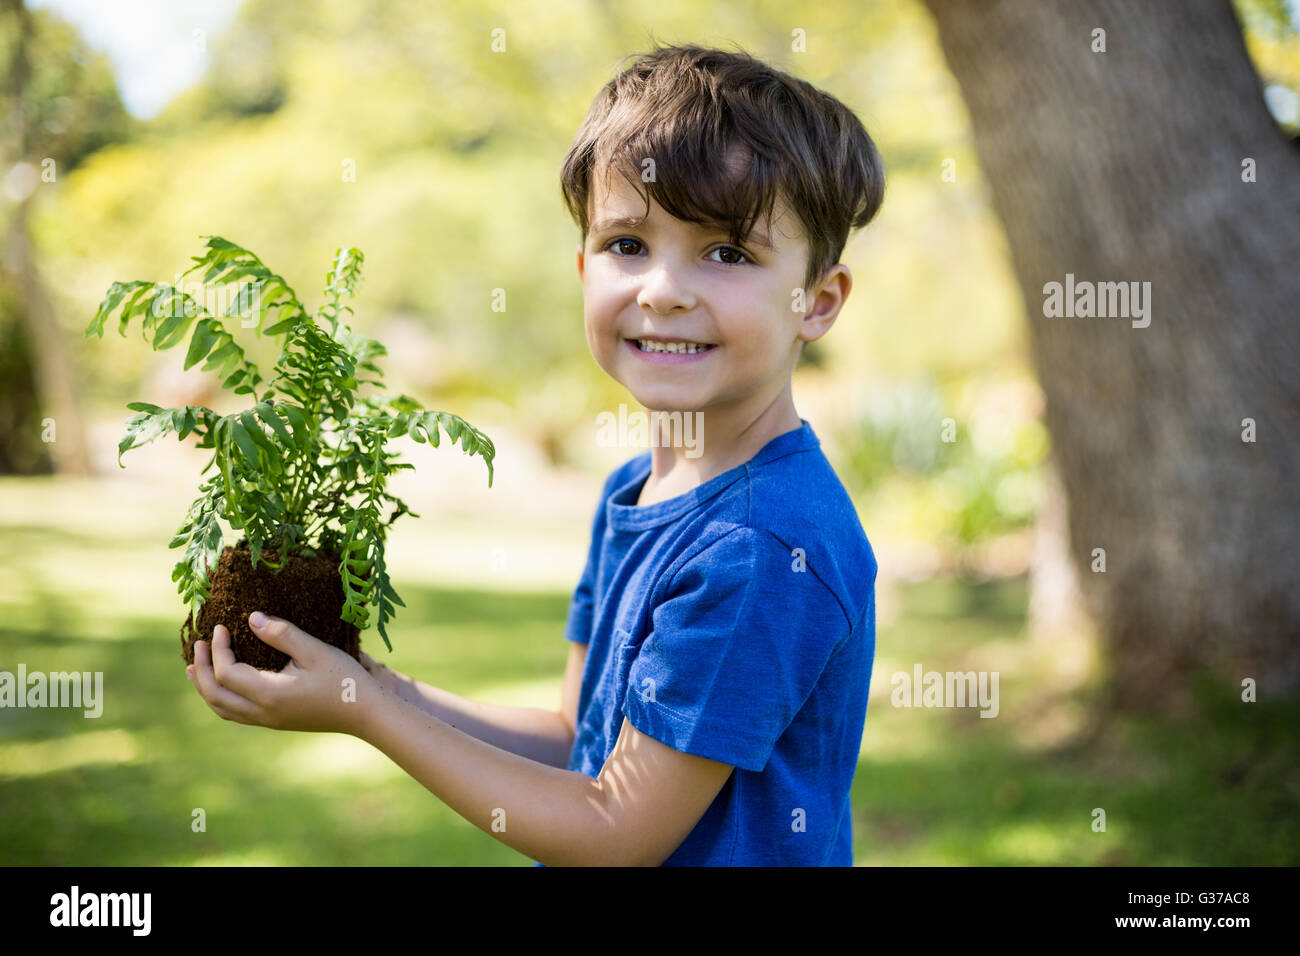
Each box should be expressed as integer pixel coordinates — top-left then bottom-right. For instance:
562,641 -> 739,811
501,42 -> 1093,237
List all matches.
180,543 -> 362,671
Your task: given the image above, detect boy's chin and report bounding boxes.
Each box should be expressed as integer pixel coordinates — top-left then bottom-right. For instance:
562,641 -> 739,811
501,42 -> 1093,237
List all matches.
622,388 -> 707,415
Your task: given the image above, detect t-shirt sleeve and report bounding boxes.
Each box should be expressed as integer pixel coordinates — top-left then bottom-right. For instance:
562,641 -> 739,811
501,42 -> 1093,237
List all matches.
621,526 -> 851,772
563,465 -> 626,644
563,534 -> 597,645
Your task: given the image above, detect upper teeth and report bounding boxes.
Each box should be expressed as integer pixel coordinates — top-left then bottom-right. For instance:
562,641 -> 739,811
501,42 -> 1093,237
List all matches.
637,340 -> 711,353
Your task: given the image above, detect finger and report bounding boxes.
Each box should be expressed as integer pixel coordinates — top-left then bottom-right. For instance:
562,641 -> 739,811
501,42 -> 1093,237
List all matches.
209,624 -> 277,703
209,702 -> 253,724
248,612 -> 315,661
192,637 -> 264,721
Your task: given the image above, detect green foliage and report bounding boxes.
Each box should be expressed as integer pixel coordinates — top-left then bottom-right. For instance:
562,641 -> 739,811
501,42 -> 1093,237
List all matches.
84,236 -> 496,650
840,379 -> 1048,550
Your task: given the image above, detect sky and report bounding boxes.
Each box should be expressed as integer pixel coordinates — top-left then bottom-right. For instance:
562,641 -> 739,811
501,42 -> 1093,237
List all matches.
29,0 -> 244,119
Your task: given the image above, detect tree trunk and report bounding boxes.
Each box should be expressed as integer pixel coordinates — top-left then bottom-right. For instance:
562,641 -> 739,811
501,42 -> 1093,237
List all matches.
3,198 -> 92,476
923,0 -> 1300,708
1,0 -> 92,476
1027,457 -> 1090,645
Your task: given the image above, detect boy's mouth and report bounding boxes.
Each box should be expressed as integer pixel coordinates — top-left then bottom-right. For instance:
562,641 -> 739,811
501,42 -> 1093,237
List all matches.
626,338 -> 717,355
624,338 -> 717,366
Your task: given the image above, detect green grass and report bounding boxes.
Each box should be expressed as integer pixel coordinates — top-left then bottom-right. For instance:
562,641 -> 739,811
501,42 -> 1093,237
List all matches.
1,492 -> 1296,865
854,577 -> 1300,865
0,582 -> 572,866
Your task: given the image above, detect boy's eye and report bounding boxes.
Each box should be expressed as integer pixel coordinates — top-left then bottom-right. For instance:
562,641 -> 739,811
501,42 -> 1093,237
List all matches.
709,245 -> 750,265
607,238 -> 643,256
603,238 -> 750,265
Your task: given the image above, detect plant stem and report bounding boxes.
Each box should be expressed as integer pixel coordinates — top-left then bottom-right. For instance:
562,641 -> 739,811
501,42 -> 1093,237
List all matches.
282,324 -> 329,530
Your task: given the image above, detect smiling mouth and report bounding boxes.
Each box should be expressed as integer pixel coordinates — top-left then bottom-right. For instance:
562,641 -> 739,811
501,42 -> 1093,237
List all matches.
628,339 -> 717,354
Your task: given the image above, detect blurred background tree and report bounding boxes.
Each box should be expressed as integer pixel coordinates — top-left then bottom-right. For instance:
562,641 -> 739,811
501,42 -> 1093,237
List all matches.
1,0 -> 131,474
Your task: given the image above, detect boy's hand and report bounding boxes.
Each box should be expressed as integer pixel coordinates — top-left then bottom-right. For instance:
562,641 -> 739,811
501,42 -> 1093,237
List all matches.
185,612 -> 376,736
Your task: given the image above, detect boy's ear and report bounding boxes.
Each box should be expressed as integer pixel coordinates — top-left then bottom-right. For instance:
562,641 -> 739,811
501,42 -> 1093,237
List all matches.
797,265 -> 852,345
576,243 -> 585,281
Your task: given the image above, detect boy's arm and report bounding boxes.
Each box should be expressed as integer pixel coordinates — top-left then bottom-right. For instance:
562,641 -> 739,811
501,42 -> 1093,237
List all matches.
357,641 -> 588,770
355,690 -> 734,865
193,617 -> 730,864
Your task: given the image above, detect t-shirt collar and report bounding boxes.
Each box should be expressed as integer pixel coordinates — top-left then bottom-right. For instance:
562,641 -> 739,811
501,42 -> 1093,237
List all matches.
607,419 -> 819,531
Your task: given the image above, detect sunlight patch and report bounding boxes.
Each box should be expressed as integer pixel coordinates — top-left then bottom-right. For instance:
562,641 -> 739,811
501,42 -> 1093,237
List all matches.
275,734 -> 402,783
985,822 -> 1070,864
0,728 -> 142,777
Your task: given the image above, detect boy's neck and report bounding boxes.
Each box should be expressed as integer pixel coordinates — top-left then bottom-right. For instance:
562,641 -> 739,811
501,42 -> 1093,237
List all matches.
637,385 -> 803,507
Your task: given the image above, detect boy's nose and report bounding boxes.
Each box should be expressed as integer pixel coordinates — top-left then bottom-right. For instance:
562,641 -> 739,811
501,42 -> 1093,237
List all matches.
636,266 -> 696,315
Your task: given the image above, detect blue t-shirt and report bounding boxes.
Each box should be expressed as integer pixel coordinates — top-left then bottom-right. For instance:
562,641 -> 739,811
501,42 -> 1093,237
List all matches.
538,419 -> 877,866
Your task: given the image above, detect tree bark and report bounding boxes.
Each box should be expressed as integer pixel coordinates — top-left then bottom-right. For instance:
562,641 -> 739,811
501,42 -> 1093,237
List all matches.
923,0 -> 1300,708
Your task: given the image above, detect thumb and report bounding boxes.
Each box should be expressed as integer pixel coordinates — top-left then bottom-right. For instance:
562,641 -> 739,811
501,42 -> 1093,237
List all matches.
248,611 -> 313,658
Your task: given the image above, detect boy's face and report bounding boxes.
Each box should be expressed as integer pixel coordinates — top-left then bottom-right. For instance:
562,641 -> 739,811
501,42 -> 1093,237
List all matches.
575,167 -> 845,415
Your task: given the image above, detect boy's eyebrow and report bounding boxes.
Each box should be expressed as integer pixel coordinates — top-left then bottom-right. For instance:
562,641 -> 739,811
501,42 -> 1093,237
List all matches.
590,216 -> 648,233
591,216 -> 774,249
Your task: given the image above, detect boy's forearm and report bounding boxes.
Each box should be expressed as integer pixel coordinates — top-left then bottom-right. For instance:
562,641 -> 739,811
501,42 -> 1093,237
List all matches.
386,673 -> 574,769
354,689 -> 619,865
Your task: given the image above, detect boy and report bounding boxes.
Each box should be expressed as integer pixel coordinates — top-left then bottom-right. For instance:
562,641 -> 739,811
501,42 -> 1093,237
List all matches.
187,42 -> 885,866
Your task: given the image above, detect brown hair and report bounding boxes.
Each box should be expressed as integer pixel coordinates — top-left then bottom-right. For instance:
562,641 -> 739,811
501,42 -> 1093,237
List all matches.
559,42 -> 886,295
